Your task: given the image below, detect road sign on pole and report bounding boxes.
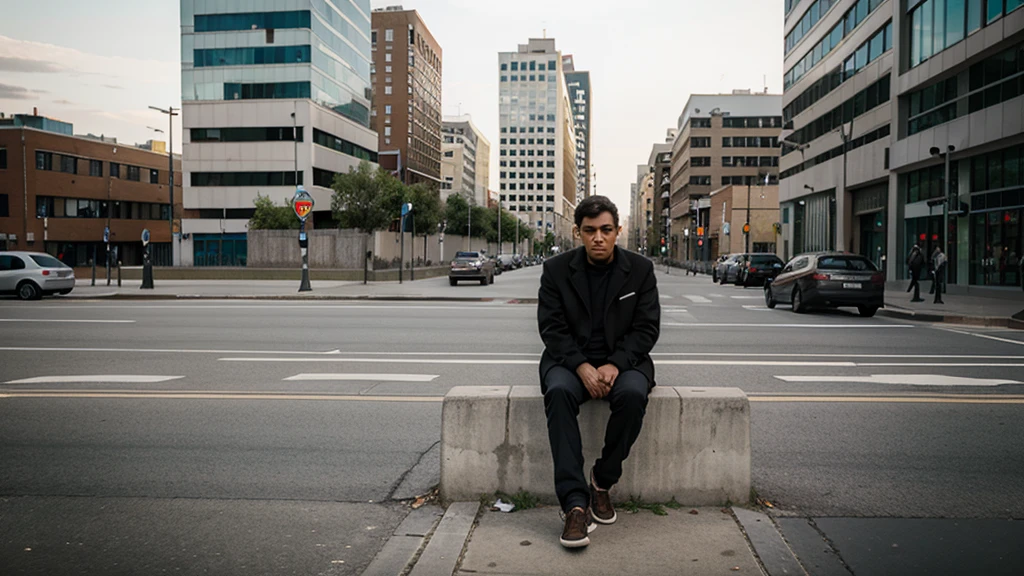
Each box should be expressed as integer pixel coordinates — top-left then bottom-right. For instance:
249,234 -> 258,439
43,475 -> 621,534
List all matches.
292,187 -> 314,222
141,229 -> 151,246
103,226 -> 110,243
293,187 -> 313,292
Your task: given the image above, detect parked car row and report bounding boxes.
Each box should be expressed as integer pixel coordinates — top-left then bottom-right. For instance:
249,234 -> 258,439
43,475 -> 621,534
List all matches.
708,250 -> 886,317
448,252 -> 545,286
712,253 -> 784,287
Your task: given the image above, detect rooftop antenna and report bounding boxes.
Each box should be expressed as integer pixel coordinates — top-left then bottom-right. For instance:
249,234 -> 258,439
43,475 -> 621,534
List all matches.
764,75 -> 768,93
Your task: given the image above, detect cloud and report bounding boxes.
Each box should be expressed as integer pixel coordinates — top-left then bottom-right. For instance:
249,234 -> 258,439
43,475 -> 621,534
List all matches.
0,83 -> 47,100
0,34 -> 176,86
52,99 -> 75,105
101,84 -> 124,90
0,56 -> 64,73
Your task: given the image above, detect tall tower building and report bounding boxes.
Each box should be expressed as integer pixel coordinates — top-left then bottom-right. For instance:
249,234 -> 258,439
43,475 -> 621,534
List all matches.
179,1 -> 377,266
441,115 -> 490,205
370,6 -> 443,187
498,38 -> 578,249
562,55 -> 592,202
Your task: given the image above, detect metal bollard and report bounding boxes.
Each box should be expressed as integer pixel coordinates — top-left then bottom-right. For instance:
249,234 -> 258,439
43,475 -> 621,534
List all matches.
117,260 -> 122,287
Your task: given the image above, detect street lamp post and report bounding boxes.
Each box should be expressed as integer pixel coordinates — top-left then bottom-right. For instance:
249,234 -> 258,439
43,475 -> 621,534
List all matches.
148,106 -> 178,253
931,145 -> 956,299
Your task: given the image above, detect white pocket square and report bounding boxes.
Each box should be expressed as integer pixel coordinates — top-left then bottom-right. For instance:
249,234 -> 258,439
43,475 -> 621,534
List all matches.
619,291 -> 636,301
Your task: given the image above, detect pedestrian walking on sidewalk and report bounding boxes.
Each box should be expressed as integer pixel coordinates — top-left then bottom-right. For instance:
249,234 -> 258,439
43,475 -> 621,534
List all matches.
932,247 -> 947,304
537,195 -> 661,549
907,244 -> 925,302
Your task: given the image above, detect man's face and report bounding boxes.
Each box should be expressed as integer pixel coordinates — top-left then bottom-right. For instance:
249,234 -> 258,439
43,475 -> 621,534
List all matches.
576,211 -> 620,264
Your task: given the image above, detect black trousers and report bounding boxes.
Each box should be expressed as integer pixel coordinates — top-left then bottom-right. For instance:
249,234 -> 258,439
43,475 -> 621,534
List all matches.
542,365 -> 650,513
908,269 -> 921,299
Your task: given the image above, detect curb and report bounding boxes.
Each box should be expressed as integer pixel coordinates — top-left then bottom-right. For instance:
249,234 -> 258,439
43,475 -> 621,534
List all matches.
62,293 -> 525,303
879,305 -> 1018,328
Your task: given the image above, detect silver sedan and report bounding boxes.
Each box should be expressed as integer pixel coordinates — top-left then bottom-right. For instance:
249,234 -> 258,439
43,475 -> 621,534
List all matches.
0,251 -> 76,300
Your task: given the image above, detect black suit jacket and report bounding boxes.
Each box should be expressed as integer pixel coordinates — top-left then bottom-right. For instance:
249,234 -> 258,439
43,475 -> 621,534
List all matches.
538,246 -> 661,386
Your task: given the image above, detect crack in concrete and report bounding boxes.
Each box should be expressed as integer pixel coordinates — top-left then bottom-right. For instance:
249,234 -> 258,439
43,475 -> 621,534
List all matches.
387,439 -> 441,501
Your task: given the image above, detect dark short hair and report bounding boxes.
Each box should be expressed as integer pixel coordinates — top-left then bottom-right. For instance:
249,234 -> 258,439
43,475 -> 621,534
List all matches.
574,195 -> 619,228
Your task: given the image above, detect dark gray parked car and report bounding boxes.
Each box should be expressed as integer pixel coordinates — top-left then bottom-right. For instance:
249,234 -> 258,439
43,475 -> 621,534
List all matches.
449,251 -> 495,286
765,252 -> 884,317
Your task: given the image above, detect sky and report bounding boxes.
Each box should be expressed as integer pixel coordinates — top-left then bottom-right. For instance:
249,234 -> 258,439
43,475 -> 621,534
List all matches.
0,0 -> 785,217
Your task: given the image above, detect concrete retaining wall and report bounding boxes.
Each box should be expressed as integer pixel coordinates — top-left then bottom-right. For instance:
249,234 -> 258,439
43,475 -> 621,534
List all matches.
249,229 -> 527,270
440,386 -> 751,506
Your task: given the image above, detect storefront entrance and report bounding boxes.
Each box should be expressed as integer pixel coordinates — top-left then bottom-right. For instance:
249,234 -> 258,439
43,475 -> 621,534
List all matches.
970,210 -> 1022,287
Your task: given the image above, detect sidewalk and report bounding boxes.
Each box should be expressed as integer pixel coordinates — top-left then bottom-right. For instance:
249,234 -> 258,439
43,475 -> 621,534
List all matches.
881,283 -> 1024,328
373,501 -> 1024,576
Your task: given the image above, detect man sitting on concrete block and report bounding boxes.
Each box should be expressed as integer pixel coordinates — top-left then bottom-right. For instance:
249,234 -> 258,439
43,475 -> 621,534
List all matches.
537,195 -> 661,548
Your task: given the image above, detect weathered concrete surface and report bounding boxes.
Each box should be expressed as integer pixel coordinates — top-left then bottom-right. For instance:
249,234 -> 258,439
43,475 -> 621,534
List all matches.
440,386 -> 751,506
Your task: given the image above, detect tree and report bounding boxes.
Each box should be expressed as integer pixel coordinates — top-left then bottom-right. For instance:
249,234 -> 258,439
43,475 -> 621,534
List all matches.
249,194 -> 299,230
406,183 -> 442,238
330,160 -> 405,234
534,231 -> 556,255
444,194 -> 470,236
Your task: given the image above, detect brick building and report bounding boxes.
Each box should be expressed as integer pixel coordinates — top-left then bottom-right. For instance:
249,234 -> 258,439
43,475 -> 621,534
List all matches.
0,115 -> 182,267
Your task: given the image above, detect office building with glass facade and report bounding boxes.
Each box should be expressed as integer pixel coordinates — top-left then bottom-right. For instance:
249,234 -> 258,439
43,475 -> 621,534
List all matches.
782,0 -> 1022,288
780,0 -> 895,270
498,38 -> 578,250
179,0 -> 378,266
890,0 -> 1023,287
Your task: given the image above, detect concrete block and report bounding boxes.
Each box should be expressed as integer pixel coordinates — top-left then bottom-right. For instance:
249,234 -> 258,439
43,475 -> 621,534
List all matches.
440,386 -> 510,502
440,385 -> 751,507
674,387 -> 752,506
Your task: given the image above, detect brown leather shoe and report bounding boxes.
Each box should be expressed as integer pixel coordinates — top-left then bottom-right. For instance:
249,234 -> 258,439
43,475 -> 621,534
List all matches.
590,470 -> 617,524
559,507 -> 590,548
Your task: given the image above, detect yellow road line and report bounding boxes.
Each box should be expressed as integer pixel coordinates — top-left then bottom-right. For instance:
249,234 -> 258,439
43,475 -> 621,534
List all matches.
2,390 -> 1024,405
749,396 -> 1024,404
0,391 -> 443,402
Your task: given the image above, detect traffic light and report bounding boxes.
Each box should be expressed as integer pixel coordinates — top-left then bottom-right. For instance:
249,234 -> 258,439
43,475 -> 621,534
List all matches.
660,237 -> 666,254
743,223 -> 750,234
697,238 -> 704,248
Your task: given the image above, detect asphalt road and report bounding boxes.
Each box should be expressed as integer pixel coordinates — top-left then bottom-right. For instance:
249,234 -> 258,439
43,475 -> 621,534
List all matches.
2,264 -> 1024,573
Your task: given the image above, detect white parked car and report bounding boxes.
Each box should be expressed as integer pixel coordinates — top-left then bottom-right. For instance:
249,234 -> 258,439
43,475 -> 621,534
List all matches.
0,251 -> 75,300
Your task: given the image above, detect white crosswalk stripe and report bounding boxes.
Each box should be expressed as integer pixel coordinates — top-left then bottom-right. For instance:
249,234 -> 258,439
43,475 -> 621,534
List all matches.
683,295 -> 711,303
283,373 -> 438,382
4,375 -> 184,384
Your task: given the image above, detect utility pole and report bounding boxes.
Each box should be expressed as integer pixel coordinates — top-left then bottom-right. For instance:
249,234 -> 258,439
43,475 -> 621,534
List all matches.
745,176 -> 752,254
148,106 -> 178,249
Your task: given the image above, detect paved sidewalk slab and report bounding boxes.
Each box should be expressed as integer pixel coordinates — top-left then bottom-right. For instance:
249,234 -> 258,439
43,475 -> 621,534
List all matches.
410,501 -> 478,576
458,506 -> 761,576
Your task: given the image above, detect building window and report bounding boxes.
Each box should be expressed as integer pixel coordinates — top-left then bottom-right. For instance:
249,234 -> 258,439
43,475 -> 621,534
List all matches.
384,85 -> 392,95
908,41 -> 1024,136
385,29 -> 394,42
784,0 -> 887,89
59,155 -> 76,174
125,165 -> 140,182
89,159 -> 102,177
191,171 -> 303,186
0,148 -> 6,170
191,127 -> 303,142
222,81 -> 311,100
36,151 -> 53,171
385,52 -> 392,62
150,169 -> 159,184
384,127 -> 391,136
193,45 -> 311,67
194,11 -> 310,32
909,0 -> 1011,68
689,176 -> 711,186
110,162 -> 120,178
691,137 -> 711,148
